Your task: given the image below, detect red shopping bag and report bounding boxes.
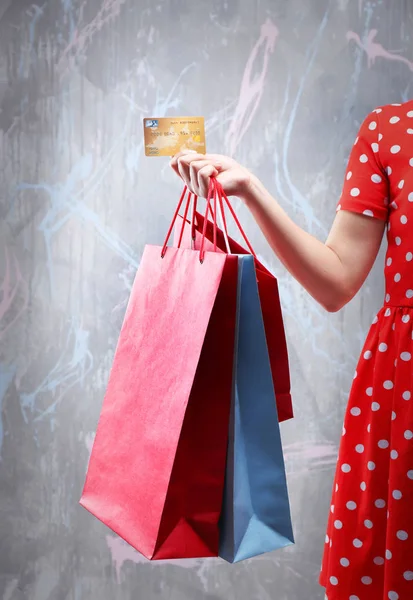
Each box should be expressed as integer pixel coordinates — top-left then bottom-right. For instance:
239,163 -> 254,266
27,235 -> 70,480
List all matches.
80,190 -> 238,560
174,182 -> 293,423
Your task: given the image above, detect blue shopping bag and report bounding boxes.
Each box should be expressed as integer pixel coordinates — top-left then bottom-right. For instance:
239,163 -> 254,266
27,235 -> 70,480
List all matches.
219,255 -> 294,563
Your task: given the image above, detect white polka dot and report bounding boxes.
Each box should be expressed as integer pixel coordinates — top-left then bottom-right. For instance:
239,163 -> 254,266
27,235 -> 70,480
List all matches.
390,200 -> 398,210
404,571 -> 413,581
351,406 -> 362,416
404,430 -> 413,440
360,481 -> 367,491
374,556 -> 385,565
388,593 -> 399,600
351,187 -> 360,197
408,111 -> 413,117
371,401 -> 380,410
386,293 -> 391,303
408,129 -> 413,134
341,463 -> 351,473
371,174 -> 382,183
362,576 -> 372,585
378,439 -> 389,449
354,136 -> 359,145
394,273 -> 402,282
330,504 -> 334,513
374,108 -> 383,113
401,351 -> 411,361
335,483 -> 339,492
401,215 -> 408,224
398,180 -> 405,189
363,210 -> 374,217
402,315 -> 410,323
355,444 -> 365,453
340,557 -> 350,567
403,390 -> 411,400
350,597 -> 360,600
386,550 -> 392,560
392,490 -> 402,500
367,423 -> 371,433
397,530 -> 408,540
347,501 -> 357,510
368,461 -> 376,471
385,308 -> 392,317
364,519 -> 373,529
408,470 -> 413,479
371,143 -> 379,153
353,538 -> 363,548
372,315 -> 379,324
392,411 -> 397,421
364,350 -> 372,359
386,166 -> 392,175
334,520 -> 343,529
329,576 -> 338,586
390,116 -> 400,124
395,237 -> 402,246
369,121 -> 377,130
391,145 -> 401,154
367,388 -> 374,397
391,450 -> 399,460
383,380 -> 394,390
406,289 -> 413,299
379,343 -> 388,352
409,193 -> 413,202
346,171 -> 353,180
360,154 -> 368,163
406,252 -> 413,262
325,534 -> 330,543
375,499 -> 386,508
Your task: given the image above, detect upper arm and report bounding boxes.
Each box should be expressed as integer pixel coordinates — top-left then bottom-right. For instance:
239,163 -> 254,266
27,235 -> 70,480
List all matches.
327,108 -> 389,302
326,210 -> 386,302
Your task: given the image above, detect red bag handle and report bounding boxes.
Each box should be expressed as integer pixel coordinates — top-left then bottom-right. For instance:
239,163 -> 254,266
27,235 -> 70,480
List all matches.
213,179 -> 257,258
161,178 -> 256,262
161,187 -> 188,258
199,178 -> 218,262
161,185 -> 213,263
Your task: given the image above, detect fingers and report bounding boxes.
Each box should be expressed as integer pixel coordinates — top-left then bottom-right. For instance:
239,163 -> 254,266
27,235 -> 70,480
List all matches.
170,152 -> 220,196
177,154 -> 201,190
188,160 -> 213,195
197,164 -> 219,198
169,150 -> 198,178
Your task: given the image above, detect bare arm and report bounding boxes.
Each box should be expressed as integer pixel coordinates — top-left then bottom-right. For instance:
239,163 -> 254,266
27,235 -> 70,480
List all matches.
241,174 -> 385,312
170,150 -> 386,313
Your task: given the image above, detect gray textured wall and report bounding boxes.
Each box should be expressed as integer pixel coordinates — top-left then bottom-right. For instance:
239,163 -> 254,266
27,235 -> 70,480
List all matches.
1,1 -> 412,599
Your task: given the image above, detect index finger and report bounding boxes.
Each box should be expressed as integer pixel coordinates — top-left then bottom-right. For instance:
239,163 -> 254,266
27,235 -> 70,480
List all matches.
170,150 -> 201,163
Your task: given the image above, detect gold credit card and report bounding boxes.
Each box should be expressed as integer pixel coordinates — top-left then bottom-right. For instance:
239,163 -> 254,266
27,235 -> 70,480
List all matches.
143,116 -> 206,157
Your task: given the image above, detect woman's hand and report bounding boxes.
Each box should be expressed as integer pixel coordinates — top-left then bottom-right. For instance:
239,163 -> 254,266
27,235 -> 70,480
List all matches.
170,151 -> 253,199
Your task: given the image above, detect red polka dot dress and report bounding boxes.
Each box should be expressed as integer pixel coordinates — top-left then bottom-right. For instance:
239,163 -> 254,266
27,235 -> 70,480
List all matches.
320,101 -> 413,600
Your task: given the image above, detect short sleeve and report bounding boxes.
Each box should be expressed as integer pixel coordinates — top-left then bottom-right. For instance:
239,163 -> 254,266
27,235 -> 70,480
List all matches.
337,109 -> 389,221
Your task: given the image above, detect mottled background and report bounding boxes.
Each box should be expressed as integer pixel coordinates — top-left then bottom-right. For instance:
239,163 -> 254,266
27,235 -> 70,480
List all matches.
0,1 -> 412,599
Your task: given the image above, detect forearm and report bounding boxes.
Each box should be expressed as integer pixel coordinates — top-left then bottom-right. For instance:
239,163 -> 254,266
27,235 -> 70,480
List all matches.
240,176 -> 351,312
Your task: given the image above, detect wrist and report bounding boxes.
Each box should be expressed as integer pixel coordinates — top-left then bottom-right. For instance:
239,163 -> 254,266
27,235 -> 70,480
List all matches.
238,172 -> 261,207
